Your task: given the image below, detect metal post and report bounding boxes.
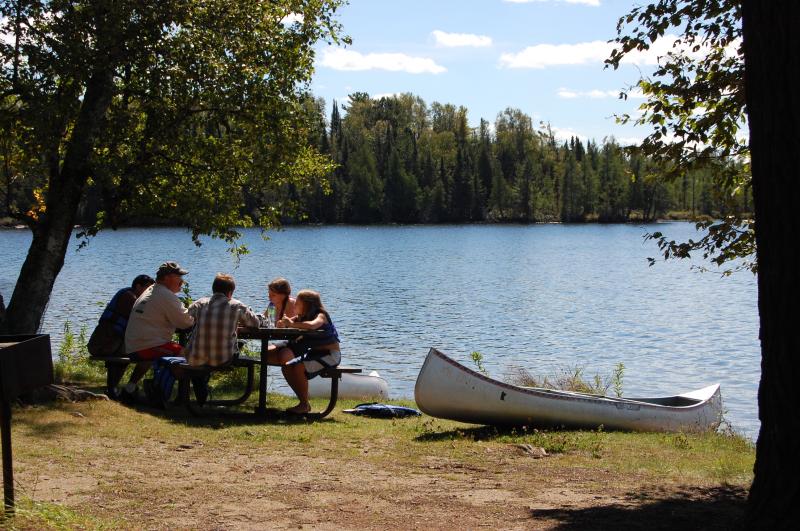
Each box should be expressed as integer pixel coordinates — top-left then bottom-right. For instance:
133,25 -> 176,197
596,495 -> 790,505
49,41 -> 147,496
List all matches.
256,338 -> 268,415
1,399 -> 13,515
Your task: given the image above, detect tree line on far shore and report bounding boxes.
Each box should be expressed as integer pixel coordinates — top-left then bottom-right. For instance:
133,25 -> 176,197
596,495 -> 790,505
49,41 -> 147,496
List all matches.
1,91 -> 750,229
263,92 -> 750,225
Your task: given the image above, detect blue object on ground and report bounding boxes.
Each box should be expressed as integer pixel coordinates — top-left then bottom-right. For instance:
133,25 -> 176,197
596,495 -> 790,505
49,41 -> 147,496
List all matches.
342,402 -> 421,418
150,356 -> 186,408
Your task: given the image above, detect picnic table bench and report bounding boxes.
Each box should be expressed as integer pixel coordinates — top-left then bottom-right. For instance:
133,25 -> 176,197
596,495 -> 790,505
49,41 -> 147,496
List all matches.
92,327 -> 360,419
172,359 -> 361,419
94,354 -> 260,408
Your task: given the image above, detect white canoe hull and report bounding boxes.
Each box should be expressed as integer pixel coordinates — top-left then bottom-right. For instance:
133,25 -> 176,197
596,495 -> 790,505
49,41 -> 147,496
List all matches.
308,371 -> 389,399
414,348 -> 723,432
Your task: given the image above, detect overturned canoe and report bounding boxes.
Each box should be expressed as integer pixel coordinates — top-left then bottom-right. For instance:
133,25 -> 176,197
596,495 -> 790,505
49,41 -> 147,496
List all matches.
308,370 -> 389,399
414,348 -> 723,432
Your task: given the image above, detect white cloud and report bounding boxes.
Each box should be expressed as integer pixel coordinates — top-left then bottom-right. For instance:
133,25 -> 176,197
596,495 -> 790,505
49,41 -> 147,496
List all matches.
1,16 -> 16,46
557,88 -> 620,99
504,0 -> 601,6
320,48 -> 446,74
627,88 -> 646,99
372,92 -> 403,100
556,89 -> 579,99
432,30 -> 492,48
500,40 -> 611,69
499,34 -> 713,69
550,126 -> 587,142
617,137 -> 644,146
280,13 -> 304,25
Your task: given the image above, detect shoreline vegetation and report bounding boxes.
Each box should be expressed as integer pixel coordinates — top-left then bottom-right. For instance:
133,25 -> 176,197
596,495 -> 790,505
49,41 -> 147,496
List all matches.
0,210 -> 720,230
1,93 -> 751,234
8,327 -> 755,529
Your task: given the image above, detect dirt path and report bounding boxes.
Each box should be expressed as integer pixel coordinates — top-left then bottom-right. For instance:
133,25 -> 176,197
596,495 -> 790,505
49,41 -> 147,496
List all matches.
11,401 -> 750,530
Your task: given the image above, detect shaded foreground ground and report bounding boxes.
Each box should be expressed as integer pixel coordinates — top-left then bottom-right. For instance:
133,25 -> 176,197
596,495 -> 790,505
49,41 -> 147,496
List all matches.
6,396 -> 753,530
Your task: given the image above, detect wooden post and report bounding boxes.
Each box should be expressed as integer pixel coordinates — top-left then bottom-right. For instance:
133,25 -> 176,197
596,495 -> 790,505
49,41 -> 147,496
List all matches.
256,338 -> 268,415
0,334 -> 54,516
1,399 -> 13,515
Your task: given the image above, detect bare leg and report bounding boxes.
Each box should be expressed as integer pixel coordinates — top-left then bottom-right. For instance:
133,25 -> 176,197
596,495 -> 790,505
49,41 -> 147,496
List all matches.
118,361 -> 152,402
282,364 -> 310,412
127,361 -> 151,386
270,347 -> 310,413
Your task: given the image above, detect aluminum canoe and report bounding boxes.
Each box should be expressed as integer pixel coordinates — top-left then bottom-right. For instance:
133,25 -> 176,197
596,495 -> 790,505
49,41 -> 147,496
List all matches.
414,348 -> 723,432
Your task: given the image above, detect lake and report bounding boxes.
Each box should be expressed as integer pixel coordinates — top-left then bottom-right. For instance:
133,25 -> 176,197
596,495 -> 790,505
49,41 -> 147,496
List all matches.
0,223 -> 760,438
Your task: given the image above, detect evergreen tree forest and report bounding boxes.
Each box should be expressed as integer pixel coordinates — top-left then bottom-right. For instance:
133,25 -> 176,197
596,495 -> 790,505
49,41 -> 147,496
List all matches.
270,93 -> 750,225
1,93 -> 750,228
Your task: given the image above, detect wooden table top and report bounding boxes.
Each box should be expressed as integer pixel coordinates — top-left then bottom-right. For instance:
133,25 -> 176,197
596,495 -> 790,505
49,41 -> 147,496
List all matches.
237,327 -> 327,340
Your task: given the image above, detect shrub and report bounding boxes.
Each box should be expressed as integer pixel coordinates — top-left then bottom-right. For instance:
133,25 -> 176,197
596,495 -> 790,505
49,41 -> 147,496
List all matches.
54,322 -> 105,384
508,362 -> 625,396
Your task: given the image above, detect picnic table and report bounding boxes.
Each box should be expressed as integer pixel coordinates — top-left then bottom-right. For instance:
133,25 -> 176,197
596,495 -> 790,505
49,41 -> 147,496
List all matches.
237,326 -> 326,416
182,326 -> 360,418
93,327 -> 360,419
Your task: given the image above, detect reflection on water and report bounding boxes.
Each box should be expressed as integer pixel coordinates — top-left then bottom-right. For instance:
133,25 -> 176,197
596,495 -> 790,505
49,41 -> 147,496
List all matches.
0,223 -> 760,437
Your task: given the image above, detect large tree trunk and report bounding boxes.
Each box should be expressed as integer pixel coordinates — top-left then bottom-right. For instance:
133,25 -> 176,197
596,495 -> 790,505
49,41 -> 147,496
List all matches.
743,1 -> 800,527
0,292 -> 5,330
2,67 -> 115,334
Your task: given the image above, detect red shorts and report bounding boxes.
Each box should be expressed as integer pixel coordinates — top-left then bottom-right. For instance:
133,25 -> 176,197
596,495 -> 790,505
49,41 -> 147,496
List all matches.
130,342 -> 184,361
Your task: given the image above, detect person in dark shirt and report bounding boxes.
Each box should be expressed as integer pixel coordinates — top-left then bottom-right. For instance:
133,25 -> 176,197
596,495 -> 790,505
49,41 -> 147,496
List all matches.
88,274 -> 154,399
273,289 -> 341,414
88,274 -> 154,358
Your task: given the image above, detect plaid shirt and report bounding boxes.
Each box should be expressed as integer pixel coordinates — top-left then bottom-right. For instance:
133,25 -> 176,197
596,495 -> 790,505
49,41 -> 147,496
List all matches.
185,293 -> 260,367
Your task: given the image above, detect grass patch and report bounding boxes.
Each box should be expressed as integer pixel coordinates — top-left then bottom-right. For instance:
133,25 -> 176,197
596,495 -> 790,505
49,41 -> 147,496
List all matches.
4,497 -> 122,530
53,322 -> 106,384
6,393 -> 754,528
14,335 -> 753,527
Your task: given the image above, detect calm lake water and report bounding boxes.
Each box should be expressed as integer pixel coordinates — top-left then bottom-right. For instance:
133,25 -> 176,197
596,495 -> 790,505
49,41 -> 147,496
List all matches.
0,224 -> 760,438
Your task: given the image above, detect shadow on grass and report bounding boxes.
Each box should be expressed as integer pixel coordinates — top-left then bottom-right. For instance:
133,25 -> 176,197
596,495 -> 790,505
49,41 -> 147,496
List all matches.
15,418 -> 77,438
17,382 -> 344,430
529,485 -> 748,530
165,409 -> 342,429
119,395 -> 343,429
415,424 -> 553,442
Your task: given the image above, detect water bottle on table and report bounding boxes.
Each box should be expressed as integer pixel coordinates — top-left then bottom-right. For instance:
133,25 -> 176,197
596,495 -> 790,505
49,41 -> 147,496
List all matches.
265,302 -> 277,328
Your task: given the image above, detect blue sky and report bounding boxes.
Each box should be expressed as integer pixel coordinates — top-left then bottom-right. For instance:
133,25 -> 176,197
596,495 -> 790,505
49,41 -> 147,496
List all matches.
310,0 -> 662,145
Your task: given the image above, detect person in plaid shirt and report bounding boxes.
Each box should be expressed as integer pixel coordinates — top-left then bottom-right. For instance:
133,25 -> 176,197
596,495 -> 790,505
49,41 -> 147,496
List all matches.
185,273 -> 260,367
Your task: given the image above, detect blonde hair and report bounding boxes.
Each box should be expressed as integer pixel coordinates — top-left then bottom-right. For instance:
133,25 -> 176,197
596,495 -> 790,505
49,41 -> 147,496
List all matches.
295,289 -> 326,321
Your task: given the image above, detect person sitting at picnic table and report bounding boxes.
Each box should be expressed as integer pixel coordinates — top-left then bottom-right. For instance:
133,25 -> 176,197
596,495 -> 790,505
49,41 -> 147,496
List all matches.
88,274 -> 154,358
87,274 -> 154,399
120,261 -> 194,402
272,289 -> 341,414
145,273 -> 260,406
264,277 -> 297,351
264,277 -> 297,325
184,273 -> 261,367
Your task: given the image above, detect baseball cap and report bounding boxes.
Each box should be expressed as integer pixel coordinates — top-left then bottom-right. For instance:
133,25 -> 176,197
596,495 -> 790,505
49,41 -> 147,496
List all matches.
156,261 -> 189,277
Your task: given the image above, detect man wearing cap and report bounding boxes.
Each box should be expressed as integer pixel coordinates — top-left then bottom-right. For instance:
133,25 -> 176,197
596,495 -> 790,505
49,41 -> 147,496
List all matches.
120,261 -> 195,400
